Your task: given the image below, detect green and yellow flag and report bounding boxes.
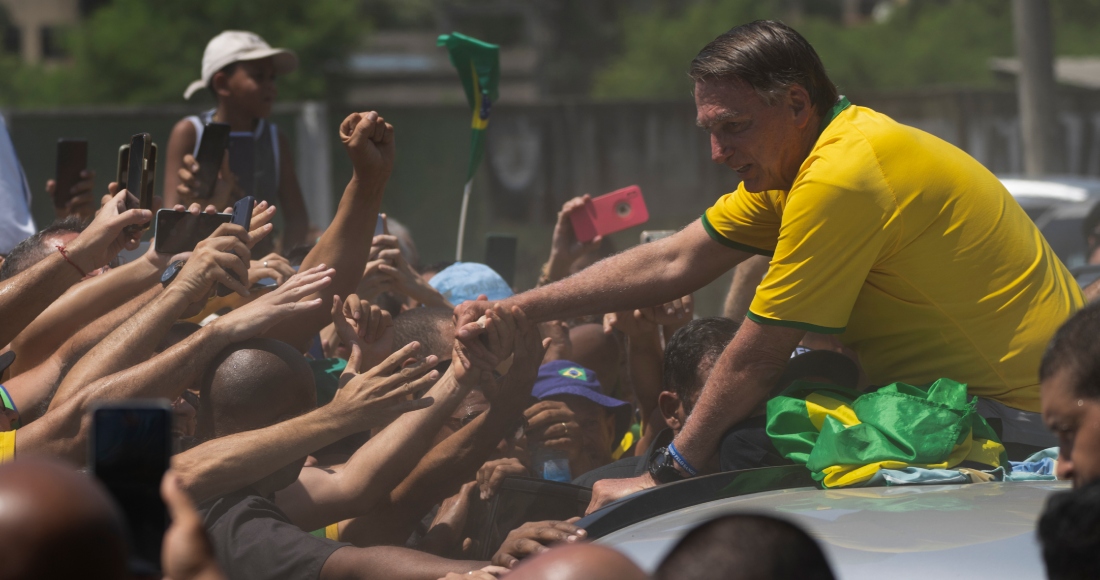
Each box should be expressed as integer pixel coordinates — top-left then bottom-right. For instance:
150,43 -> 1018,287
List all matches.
437,32 -> 500,180
766,379 -> 1008,488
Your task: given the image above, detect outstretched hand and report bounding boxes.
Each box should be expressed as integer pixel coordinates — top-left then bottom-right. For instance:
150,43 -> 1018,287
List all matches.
67,188 -> 152,272
333,340 -> 440,427
211,264 -> 334,343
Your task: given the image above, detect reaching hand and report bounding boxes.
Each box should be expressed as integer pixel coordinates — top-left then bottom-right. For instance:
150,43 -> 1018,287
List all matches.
177,151 -> 239,209
586,473 -> 658,514
603,308 -> 659,338
356,258 -> 396,302
476,457 -> 529,501
332,340 -> 440,427
249,252 -> 296,287
166,223 -> 253,304
340,111 -> 395,182
452,298 -> 500,370
331,294 -> 394,369
66,189 -> 152,272
650,294 -> 694,328
490,519 -> 586,569
546,195 -> 603,282
211,264 -> 334,343
48,169 -> 97,221
161,472 -> 227,580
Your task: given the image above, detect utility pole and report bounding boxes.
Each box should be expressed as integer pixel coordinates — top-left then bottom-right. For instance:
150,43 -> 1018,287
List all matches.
1012,0 -> 1062,176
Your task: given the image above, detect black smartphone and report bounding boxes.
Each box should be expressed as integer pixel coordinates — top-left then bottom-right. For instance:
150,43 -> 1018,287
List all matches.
227,134 -> 254,197
216,195 -> 255,297
123,134 -> 153,236
54,139 -> 88,209
194,123 -> 231,199
116,144 -> 129,191
154,209 -> 232,255
485,234 -> 517,287
90,400 -> 172,574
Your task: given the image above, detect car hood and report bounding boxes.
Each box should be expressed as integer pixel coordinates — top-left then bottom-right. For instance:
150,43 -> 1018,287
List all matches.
597,480 -> 1068,579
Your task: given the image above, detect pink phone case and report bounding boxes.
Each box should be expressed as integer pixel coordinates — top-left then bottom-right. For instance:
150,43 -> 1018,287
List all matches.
569,185 -> 650,243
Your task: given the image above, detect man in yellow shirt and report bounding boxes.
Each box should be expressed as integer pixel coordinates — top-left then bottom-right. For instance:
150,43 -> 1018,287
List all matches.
454,20 -> 1083,508
0,385 -> 18,463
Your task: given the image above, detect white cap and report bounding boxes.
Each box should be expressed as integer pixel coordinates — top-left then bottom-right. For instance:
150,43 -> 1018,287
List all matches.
183,31 -> 299,100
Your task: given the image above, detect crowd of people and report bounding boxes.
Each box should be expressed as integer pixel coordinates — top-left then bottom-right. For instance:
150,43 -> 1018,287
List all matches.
2,19 -> 1100,580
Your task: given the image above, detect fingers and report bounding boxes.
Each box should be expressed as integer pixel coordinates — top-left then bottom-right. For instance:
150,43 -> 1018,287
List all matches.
372,341 -> 424,375
209,222 -> 252,247
270,266 -> 334,302
345,341 -> 364,375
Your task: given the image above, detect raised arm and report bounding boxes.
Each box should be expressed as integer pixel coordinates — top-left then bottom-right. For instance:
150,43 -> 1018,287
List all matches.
339,306 -> 547,547
264,111 -> 394,351
454,222 -> 750,366
5,284 -> 161,420
175,340 -> 438,505
0,190 -> 151,347
15,266 -> 334,464
275,346 -> 474,531
48,222 -> 259,410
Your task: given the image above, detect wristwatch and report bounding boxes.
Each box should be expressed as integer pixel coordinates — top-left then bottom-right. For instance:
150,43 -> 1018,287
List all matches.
648,446 -> 687,484
161,260 -> 186,288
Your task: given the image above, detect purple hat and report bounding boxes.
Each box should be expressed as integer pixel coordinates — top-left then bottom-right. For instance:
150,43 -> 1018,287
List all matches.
533,360 -> 632,438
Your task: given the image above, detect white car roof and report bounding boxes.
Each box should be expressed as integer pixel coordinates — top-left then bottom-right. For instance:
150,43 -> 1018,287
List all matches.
1000,176 -> 1100,204
597,480 -> 1068,579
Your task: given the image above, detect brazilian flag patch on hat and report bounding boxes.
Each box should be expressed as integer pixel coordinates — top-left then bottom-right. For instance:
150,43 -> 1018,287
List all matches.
559,367 -> 587,381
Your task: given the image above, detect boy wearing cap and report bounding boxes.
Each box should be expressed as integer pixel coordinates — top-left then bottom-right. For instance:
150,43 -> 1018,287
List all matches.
163,30 -> 309,252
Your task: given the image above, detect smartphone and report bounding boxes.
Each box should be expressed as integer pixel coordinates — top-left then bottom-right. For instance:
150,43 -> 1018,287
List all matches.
122,134 -> 154,236
374,214 -> 386,236
485,234 -> 517,287
227,134 -> 254,197
154,209 -> 233,254
54,139 -> 88,208
569,185 -> 649,244
216,195 -> 255,297
90,400 -> 173,574
145,142 -> 158,207
116,144 -> 130,191
640,230 -> 676,244
193,123 -> 231,199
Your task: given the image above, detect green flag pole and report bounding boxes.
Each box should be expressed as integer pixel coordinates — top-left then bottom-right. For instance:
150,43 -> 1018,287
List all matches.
437,32 -> 500,261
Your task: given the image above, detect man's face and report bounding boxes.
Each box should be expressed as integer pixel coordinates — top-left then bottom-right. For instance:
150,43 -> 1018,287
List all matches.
1042,369 -> 1100,487
695,78 -> 815,192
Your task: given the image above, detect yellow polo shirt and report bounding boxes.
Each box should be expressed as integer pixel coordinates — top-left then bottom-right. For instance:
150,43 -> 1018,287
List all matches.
703,98 -> 1083,412
0,430 -> 14,464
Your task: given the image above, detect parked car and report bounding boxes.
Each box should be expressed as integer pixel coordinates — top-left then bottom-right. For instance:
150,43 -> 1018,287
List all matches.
1000,176 -> 1100,270
579,466 -> 1067,579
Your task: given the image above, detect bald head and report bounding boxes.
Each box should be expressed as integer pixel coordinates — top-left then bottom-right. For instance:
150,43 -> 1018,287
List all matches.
508,544 -> 647,580
197,337 -> 316,441
0,458 -> 128,580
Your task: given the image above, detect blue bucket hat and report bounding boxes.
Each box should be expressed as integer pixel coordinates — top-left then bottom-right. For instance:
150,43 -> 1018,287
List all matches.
533,360 -> 632,439
428,262 -> 513,304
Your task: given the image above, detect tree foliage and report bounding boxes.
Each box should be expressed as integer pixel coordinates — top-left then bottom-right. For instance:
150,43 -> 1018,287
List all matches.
592,0 -> 1100,100
0,0 -> 366,107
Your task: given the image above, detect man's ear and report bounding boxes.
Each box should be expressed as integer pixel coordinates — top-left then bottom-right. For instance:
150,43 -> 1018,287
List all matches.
658,391 -> 685,431
786,84 -> 814,129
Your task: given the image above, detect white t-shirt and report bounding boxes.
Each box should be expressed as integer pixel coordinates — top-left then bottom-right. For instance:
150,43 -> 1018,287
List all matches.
0,114 -> 35,254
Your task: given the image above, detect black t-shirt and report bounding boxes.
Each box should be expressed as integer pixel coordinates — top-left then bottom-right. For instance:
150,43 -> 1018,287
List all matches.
199,488 -> 349,580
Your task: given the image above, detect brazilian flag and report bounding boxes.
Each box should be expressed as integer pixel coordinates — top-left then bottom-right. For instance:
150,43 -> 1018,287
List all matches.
437,32 -> 500,180
766,379 -> 1008,488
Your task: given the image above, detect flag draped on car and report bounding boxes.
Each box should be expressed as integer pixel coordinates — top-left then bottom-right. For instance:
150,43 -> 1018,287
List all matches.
766,379 -> 1008,488
437,32 -> 500,260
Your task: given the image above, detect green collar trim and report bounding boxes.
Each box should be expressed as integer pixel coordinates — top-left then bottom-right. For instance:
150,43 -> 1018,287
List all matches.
818,96 -> 851,135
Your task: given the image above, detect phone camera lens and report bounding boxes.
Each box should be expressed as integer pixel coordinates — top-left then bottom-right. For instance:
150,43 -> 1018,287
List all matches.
615,201 -> 632,217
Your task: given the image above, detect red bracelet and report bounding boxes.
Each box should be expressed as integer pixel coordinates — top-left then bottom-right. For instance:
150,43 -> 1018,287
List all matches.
56,245 -> 87,277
